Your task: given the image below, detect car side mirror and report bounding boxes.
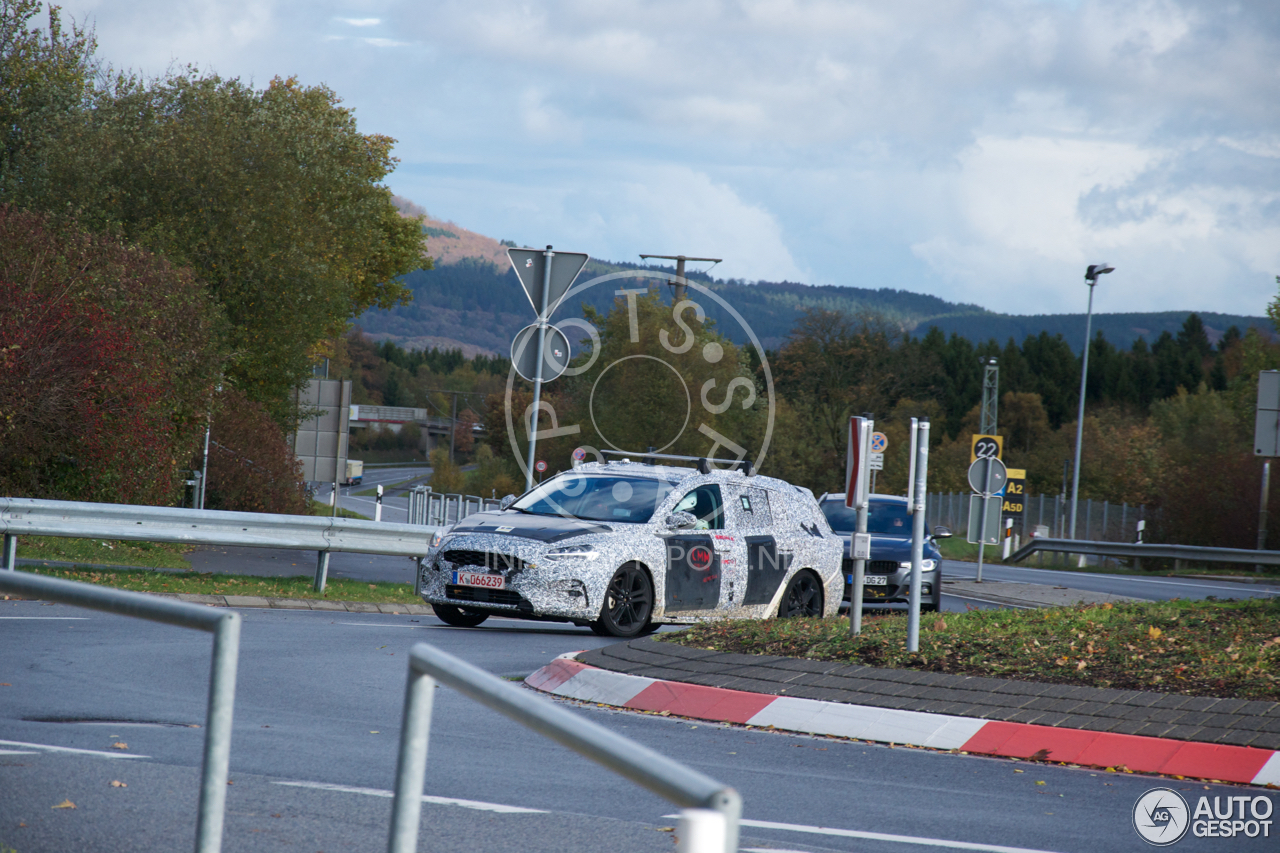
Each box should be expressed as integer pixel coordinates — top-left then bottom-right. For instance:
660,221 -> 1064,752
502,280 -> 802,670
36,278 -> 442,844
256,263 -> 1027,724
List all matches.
499,494 -> 517,510
932,526 -> 953,540
664,511 -> 697,530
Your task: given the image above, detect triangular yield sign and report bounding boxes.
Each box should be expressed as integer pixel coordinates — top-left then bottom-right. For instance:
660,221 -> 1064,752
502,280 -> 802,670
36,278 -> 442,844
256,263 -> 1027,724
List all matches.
507,247 -> 589,319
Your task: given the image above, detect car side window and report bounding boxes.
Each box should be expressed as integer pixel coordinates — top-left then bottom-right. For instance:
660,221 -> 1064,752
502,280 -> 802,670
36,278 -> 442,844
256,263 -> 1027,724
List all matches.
736,488 -> 772,528
673,485 -> 725,530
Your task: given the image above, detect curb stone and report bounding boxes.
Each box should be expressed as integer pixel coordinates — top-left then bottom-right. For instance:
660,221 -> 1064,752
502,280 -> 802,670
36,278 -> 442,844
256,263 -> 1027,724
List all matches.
527,649 -> 1280,788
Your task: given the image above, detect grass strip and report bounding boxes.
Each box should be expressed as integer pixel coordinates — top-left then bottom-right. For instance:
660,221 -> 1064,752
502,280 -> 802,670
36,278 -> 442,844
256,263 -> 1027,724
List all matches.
17,536 -> 192,570
661,598 -> 1280,701
10,565 -> 424,605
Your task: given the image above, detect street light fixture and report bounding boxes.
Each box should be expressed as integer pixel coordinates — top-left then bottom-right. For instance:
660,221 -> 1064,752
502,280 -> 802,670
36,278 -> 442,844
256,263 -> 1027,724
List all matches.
1070,263 -> 1114,540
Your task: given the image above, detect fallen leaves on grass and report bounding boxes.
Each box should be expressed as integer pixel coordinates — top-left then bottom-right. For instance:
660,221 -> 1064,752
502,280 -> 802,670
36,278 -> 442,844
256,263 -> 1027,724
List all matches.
661,597 -> 1280,700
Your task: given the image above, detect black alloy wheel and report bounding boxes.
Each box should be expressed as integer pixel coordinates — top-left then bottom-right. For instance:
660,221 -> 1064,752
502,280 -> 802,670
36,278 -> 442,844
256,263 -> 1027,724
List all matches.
433,603 -> 489,628
778,571 -> 823,618
594,563 -> 654,638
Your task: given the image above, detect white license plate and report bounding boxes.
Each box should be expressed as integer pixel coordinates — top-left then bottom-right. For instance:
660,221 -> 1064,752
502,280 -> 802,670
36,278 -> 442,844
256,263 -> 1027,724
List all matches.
452,571 -> 506,589
863,575 -> 887,586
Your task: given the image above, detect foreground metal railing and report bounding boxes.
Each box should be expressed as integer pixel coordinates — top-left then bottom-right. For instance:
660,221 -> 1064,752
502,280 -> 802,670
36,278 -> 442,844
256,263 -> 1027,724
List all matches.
0,496 -> 441,592
1009,537 -> 1280,569
0,570 -> 241,853
388,643 -> 742,853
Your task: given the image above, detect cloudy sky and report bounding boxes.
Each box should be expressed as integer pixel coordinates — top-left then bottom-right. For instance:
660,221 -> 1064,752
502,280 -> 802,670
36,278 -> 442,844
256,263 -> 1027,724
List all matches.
63,0 -> 1279,316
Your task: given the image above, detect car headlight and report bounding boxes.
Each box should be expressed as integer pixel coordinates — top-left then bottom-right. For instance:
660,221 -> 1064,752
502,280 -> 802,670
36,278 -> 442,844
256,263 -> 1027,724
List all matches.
898,559 -> 937,571
545,544 -> 600,561
430,528 -> 450,549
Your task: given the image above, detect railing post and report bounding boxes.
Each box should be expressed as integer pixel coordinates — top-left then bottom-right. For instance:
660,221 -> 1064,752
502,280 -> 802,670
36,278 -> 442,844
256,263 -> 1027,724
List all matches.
315,551 -> 330,592
387,669 -> 436,853
2,534 -> 15,570
195,611 -> 241,853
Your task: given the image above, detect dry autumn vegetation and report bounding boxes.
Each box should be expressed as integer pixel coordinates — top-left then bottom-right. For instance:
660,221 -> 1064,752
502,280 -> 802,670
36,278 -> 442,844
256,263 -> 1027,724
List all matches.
662,598 -> 1280,701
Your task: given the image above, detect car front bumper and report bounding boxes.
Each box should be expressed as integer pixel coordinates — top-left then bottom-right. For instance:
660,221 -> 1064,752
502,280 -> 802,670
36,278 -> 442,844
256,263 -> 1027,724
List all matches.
841,560 -> 939,605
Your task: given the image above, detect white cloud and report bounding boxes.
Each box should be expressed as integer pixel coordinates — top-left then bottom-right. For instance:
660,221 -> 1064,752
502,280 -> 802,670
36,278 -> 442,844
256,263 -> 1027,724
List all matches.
54,0 -> 1280,317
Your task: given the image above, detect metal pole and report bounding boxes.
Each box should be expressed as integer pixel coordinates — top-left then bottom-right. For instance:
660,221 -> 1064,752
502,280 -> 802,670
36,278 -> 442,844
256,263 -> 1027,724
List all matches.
1070,282 -> 1096,539
976,459 -> 993,583
194,612 -> 241,853
675,256 -> 687,302
314,551 -> 330,593
1,534 -> 14,570
1259,460 -> 1272,573
850,415 -> 872,636
387,669 -> 436,853
524,246 -> 554,492
199,418 -> 212,511
448,392 -> 458,466
907,418 -> 930,653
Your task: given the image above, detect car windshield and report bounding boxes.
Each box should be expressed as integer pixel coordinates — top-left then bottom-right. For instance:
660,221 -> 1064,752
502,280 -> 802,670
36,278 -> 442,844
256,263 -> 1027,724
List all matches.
822,500 -> 912,536
511,474 -> 678,523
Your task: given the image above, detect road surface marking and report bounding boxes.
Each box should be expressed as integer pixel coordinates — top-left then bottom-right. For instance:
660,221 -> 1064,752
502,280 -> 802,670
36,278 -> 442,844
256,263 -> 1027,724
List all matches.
0,739 -> 149,759
0,749 -> 38,755
272,780 -> 546,813
337,622 -> 427,629
706,816 -> 1065,853
0,617 -> 90,620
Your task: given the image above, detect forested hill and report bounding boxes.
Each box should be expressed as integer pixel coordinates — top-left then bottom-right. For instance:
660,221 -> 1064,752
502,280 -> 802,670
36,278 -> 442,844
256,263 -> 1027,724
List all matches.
358,213 -> 1269,355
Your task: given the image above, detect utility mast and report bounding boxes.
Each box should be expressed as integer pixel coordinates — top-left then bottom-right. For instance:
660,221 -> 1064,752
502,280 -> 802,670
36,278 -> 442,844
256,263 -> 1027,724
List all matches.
639,254 -> 721,301
979,356 -> 999,435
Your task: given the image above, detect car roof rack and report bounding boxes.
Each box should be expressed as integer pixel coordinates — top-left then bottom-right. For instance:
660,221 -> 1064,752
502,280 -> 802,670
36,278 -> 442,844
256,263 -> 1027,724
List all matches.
599,449 -> 753,476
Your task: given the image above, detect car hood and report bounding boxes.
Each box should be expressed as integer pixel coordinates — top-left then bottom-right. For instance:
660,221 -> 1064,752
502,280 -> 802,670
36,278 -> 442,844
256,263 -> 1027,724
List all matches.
832,531 -> 941,562
446,509 -> 616,544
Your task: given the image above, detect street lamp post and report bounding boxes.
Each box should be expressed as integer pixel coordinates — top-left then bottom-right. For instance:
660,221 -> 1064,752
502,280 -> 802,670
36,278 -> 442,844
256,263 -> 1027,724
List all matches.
1069,263 -> 1114,541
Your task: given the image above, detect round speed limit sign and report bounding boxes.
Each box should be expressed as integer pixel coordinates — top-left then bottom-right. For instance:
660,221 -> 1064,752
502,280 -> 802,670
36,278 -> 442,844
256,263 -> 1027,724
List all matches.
535,460 -> 547,473
970,434 -> 1003,463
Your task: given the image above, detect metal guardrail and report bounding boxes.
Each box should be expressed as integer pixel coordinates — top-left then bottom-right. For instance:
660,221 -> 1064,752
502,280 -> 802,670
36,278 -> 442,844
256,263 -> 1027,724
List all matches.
388,643 -> 742,853
0,570 -> 241,853
0,496 -> 441,592
406,488 -> 502,527
1009,537 -> 1280,568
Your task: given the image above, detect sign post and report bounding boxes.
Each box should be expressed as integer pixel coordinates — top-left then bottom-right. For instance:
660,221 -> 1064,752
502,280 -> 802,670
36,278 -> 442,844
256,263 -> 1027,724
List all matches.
967,456 -> 1007,583
906,418 -> 930,653
1255,371 -> 1280,572
846,414 -> 873,636
507,246 -> 589,492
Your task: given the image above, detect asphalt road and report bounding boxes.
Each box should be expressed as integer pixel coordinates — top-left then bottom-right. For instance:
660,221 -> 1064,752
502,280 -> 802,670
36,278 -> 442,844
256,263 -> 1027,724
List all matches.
942,560 -> 1280,602
3,602 -> 1273,852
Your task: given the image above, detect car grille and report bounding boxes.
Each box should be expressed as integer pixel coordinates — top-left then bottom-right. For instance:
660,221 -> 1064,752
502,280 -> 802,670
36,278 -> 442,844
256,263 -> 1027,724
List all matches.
445,584 -> 525,606
843,558 -> 900,575
441,549 -> 527,573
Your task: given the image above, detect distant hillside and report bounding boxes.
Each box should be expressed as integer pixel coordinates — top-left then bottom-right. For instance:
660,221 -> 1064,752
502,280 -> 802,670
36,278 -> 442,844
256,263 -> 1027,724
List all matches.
365,202 -> 1271,355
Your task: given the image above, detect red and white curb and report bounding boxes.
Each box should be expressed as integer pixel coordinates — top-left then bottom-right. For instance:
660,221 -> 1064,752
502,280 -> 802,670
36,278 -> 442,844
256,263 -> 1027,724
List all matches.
526,654 -> 1280,788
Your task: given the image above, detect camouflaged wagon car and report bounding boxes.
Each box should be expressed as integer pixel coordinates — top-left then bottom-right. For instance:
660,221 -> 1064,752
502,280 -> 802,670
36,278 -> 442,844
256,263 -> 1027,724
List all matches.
418,454 -> 845,637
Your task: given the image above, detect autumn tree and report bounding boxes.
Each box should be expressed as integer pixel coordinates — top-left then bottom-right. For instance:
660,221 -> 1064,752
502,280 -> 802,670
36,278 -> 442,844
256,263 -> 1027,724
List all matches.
1,2 -> 429,425
0,206 -> 224,503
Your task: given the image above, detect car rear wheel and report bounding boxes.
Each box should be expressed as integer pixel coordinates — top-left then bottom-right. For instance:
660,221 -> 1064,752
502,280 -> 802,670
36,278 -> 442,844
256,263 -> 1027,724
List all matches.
432,603 -> 489,628
778,570 -> 823,618
593,563 -> 654,638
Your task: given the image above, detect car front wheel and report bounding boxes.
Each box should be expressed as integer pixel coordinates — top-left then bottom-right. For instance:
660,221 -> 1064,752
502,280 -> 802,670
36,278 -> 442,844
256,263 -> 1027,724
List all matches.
594,563 -> 654,638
